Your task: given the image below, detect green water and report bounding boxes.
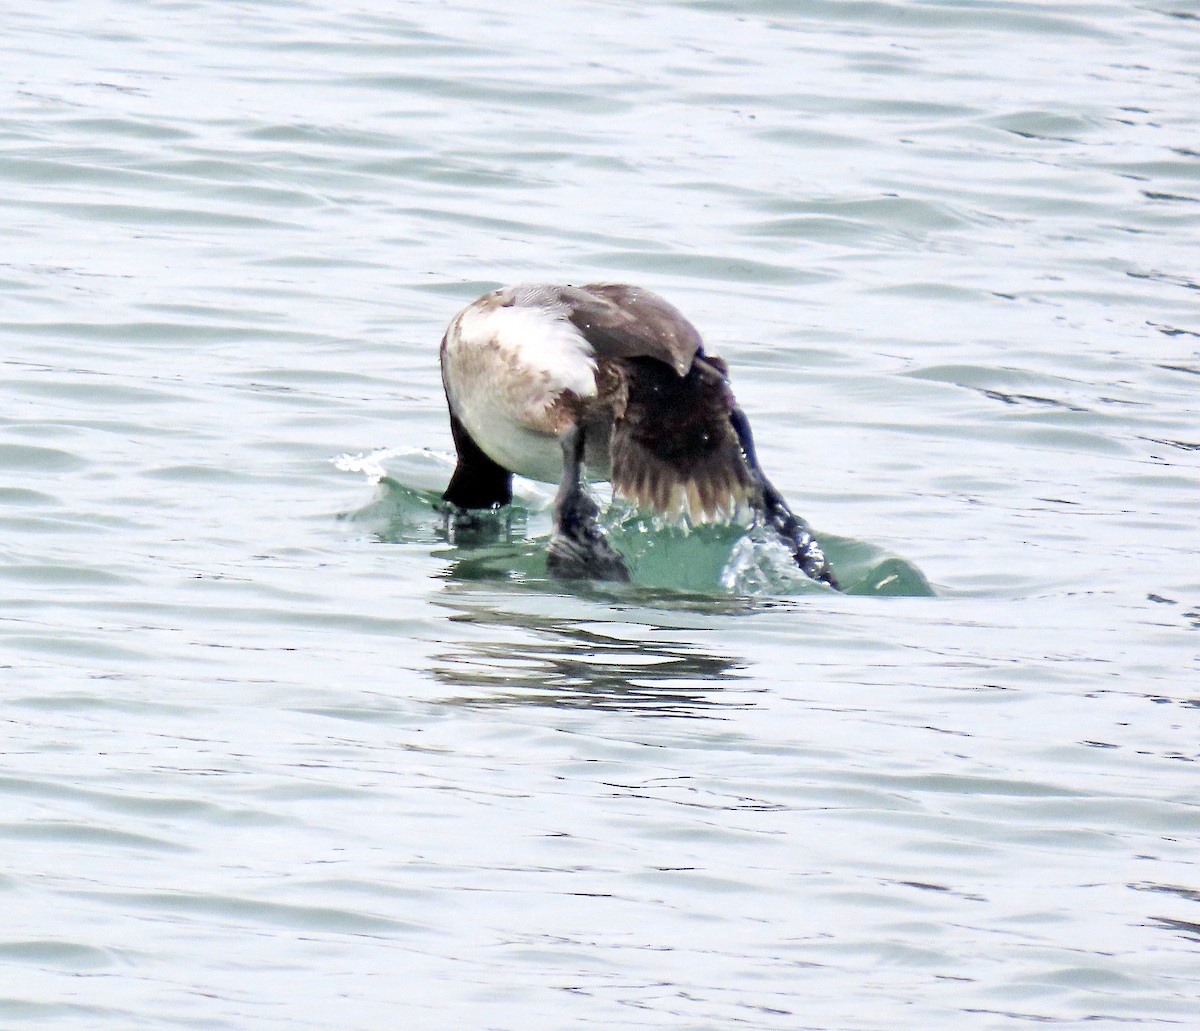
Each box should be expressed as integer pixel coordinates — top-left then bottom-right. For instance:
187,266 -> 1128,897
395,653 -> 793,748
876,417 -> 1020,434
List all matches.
350,473 -> 934,597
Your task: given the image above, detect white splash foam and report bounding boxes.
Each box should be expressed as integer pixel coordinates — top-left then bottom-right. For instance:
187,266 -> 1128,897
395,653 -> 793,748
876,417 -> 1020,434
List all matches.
331,446 -> 452,484
720,531 -> 811,594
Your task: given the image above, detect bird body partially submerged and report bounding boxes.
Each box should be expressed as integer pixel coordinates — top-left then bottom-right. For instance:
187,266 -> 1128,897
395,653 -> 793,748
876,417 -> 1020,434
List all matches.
439,282 -> 837,588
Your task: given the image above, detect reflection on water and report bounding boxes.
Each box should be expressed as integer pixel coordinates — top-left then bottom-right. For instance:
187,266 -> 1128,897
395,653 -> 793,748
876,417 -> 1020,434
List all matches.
429,584 -> 749,715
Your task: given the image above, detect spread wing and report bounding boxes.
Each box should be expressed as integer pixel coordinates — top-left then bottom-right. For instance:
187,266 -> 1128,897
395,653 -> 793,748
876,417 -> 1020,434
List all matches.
606,352 -> 754,524
501,282 -> 754,523
562,283 -> 752,524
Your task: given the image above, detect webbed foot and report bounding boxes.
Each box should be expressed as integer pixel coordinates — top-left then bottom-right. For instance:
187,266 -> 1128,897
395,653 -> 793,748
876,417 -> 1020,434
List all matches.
730,406 -> 840,590
439,500 -> 516,548
548,487 -> 630,581
547,424 -> 631,582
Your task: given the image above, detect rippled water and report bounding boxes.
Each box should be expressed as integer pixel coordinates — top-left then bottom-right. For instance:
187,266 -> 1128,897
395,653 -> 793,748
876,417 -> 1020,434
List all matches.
3,1 -> 1199,1027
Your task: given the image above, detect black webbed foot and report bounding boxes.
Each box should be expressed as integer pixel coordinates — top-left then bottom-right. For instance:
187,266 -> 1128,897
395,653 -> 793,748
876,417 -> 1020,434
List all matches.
438,500 -> 518,549
547,488 -> 630,581
729,406 -> 840,590
547,424 -> 631,582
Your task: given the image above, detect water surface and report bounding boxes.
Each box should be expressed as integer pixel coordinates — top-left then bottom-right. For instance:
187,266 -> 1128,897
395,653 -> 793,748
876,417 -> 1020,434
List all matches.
2,1 -> 1198,1028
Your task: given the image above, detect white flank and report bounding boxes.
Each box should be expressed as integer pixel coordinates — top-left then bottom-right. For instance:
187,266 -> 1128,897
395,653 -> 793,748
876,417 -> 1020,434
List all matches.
442,295 -> 598,483
456,301 -> 597,399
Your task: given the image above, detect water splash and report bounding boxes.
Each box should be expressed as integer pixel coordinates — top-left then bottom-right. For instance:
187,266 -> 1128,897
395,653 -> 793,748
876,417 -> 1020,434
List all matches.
335,457 -> 933,597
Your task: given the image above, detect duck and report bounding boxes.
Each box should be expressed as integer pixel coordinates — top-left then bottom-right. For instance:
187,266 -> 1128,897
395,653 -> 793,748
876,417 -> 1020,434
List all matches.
439,282 -> 838,589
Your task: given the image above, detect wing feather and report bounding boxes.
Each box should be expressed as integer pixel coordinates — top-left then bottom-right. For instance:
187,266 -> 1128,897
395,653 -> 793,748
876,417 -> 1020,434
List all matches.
560,283 -> 702,377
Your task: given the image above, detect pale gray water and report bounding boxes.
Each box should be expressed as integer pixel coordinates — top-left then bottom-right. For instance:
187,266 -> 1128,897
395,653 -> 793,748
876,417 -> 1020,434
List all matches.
2,1 -> 1199,1028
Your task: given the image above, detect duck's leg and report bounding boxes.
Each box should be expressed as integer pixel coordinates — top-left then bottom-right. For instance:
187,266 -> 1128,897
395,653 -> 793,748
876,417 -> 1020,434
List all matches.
547,423 -> 630,582
729,406 -> 840,590
443,412 -> 513,509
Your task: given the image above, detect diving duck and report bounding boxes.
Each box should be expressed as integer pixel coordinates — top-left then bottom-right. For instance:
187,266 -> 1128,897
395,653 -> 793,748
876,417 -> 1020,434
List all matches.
439,282 -> 837,588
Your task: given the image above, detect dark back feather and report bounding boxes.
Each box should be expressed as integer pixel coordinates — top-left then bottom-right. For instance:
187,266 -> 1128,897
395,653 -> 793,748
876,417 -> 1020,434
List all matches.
560,283 -> 702,376
609,355 -> 753,522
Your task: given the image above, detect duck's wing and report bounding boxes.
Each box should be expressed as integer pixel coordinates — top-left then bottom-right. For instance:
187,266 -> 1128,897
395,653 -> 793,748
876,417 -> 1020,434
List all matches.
557,282 -> 702,376
609,358 -> 837,585
515,282 -> 838,585
607,351 -> 755,524
531,282 -> 750,524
